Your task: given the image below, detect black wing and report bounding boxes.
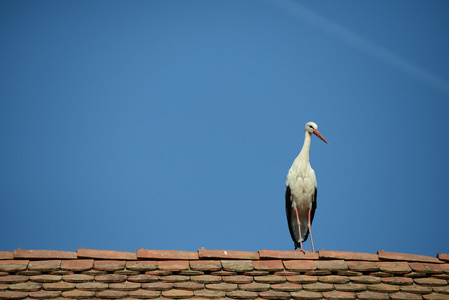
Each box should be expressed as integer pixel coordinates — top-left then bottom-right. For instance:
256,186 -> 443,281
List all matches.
311,186 -> 317,224
285,185 -> 300,249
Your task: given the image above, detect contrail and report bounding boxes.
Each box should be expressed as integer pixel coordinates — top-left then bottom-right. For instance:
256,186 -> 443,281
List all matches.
267,0 -> 449,97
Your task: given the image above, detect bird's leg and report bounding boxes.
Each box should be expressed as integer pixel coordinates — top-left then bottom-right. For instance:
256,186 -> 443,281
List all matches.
308,209 -> 315,252
295,206 -> 305,253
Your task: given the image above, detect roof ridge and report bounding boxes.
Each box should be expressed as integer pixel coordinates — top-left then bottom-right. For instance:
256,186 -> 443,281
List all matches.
1,249 -> 448,300
1,248 -> 447,263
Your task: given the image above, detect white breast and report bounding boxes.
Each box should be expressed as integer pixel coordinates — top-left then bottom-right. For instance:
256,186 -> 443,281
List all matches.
286,157 -> 317,210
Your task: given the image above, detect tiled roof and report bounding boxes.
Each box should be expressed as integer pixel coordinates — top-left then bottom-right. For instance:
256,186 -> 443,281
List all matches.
0,248 -> 448,299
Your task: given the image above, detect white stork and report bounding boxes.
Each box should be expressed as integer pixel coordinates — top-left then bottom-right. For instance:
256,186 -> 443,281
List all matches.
286,122 -> 327,252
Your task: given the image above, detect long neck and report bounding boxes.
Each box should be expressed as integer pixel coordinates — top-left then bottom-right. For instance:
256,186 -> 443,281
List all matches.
299,131 -> 312,161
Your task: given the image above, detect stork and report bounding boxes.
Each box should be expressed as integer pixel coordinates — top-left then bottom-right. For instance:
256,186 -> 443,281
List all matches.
286,122 -> 327,252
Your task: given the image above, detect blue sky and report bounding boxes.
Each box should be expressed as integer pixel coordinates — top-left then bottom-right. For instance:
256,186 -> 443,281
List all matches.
1,0 -> 448,257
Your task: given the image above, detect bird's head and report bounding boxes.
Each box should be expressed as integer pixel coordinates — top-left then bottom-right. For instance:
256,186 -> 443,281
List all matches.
305,122 -> 328,144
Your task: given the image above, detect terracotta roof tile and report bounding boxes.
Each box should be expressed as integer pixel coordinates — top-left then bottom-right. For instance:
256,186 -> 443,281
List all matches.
93,260 -> 125,271
157,260 -> 189,271
42,281 -> 76,291
305,269 -> 332,276
238,282 -> 271,292
433,286 -> 449,294
96,289 -> 128,298
94,274 -> 127,283
290,290 -> 322,299
283,260 -> 316,272
60,259 -> 93,271
400,284 -> 433,294
323,290 -> 357,299
128,289 -> 161,298
356,290 -> 390,299
62,274 -> 94,282
286,274 -> 318,284
409,263 -> 445,274
414,277 -> 448,286
253,260 -> 284,272
14,249 -> 76,260
319,250 -> 379,261
163,288 -> 195,298
206,282 -> 238,291
378,261 -> 412,274
430,274 -> 449,280
270,282 -> 302,292
126,260 -> 157,271
378,250 -> 442,264
27,290 -> 61,299
422,294 -> 449,300
221,260 -> 253,272
367,283 -> 400,293
0,291 -> 28,299
0,251 -> 14,260
8,282 -> 41,292
198,248 -> 259,260
189,260 -> 221,271
349,275 -> 382,284
29,274 -> 61,283
137,249 -> 198,260
439,263 -> 449,273
334,283 -> 366,292
0,261 -> 29,272
28,260 -> 61,272
258,290 -> 291,299
191,274 -> 221,283
389,292 -> 424,300
318,275 -> 350,284
302,282 -> 334,292
437,253 -> 449,262
222,275 -> 253,284
404,271 -> 428,278
173,281 -> 204,290
109,282 -> 141,291
226,290 -> 259,299
259,249 -> 318,260
127,274 -> 158,283
194,289 -> 226,298
141,282 -> 173,291
76,281 -> 108,291
315,260 -> 348,271
12,271 -> 38,276
77,248 -> 136,260
346,260 -> 380,272
254,275 -> 286,284
159,275 -> 190,282
381,276 -> 414,285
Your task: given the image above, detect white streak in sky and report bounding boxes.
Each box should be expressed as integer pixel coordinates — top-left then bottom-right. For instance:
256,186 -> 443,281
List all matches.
268,0 -> 449,96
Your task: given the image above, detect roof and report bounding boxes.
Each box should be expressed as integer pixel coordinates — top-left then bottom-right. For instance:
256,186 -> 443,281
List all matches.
0,248 -> 448,299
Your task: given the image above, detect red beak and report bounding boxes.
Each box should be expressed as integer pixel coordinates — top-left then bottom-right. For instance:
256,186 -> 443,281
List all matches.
313,129 -> 328,144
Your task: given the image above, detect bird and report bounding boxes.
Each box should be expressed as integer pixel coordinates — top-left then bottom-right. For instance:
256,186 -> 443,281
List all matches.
285,121 -> 328,252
